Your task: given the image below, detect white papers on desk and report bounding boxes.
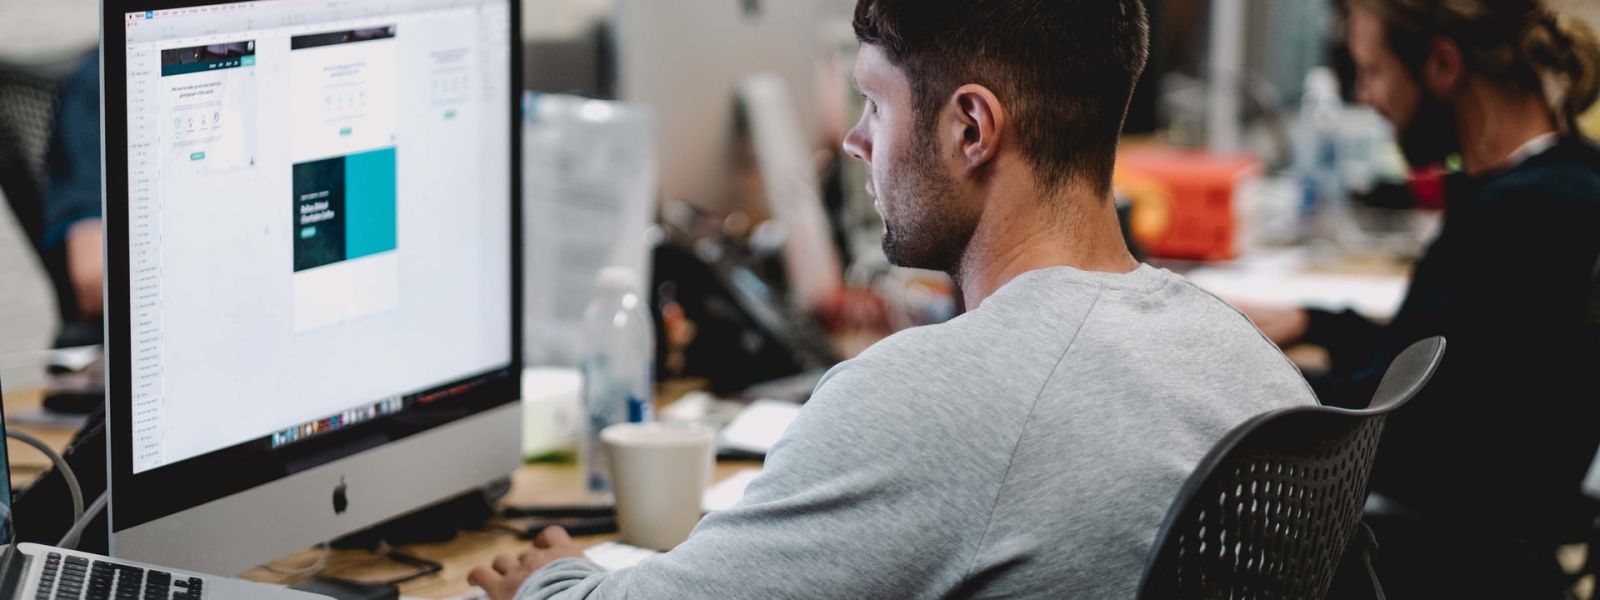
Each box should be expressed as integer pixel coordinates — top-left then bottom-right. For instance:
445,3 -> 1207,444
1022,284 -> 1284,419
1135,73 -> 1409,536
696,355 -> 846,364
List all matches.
718,399 -> 802,456
584,541 -> 662,571
703,468 -> 762,513
1186,260 -> 1408,320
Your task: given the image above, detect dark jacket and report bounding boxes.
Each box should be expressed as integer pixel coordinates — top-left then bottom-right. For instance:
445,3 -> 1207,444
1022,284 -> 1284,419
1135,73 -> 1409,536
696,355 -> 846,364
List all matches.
1306,136 -> 1600,534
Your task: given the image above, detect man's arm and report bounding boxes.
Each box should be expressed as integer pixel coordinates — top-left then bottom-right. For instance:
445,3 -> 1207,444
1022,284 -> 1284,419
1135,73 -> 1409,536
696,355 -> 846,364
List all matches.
65,220 -> 103,318
1234,303 -> 1386,367
1366,184 -> 1600,510
477,356 -> 1005,600
1303,307 -> 1386,371
44,55 -> 105,320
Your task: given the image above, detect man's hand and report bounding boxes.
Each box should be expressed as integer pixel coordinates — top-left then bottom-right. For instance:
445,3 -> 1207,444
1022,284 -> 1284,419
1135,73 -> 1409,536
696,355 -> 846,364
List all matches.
1234,302 -> 1310,348
66,220 -> 104,319
468,526 -> 585,600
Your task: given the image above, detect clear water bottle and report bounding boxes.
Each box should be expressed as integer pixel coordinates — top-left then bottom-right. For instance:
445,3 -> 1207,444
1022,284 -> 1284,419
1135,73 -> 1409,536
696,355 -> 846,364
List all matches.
579,266 -> 655,495
1297,67 -> 1349,245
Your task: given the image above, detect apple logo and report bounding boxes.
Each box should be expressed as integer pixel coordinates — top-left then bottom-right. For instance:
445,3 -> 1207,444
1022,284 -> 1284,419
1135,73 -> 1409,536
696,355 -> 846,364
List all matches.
332,477 -> 349,515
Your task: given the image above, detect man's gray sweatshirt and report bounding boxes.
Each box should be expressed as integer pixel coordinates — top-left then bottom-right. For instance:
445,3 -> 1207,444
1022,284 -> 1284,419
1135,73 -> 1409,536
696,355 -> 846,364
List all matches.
518,265 -> 1317,599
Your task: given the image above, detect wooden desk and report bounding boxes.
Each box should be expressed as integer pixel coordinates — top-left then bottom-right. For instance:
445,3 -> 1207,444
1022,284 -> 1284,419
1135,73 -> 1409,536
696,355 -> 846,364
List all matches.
239,460 -> 762,599
4,388 -> 79,490
2,388 -> 761,598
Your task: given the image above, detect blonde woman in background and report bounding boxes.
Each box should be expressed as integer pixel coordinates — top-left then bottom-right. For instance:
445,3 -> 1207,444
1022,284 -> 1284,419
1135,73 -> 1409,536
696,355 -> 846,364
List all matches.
1244,1 -> 1600,596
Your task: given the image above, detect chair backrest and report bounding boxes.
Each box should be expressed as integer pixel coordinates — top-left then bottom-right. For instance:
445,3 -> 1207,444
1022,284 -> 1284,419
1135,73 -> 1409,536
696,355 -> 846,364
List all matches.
0,58 -> 69,251
1137,336 -> 1446,600
0,56 -> 94,334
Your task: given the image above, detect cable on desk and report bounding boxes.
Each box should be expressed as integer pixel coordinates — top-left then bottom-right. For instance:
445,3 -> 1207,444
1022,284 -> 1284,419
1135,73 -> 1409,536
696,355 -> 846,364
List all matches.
374,550 -> 444,586
57,492 -> 107,549
6,428 -> 83,526
305,548 -> 444,591
261,543 -> 331,577
494,505 -> 619,537
499,505 -> 614,520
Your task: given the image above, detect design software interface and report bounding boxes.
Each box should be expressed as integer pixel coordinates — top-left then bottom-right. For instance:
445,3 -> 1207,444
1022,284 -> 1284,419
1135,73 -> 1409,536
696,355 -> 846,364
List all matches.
122,0 -> 512,474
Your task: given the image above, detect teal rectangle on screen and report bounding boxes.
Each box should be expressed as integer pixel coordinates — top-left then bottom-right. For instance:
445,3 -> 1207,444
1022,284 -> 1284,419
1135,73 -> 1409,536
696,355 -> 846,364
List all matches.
344,147 -> 397,259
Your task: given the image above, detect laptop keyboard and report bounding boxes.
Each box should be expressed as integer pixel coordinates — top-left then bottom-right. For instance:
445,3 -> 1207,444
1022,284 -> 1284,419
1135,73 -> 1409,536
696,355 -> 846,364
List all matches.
34,553 -> 205,600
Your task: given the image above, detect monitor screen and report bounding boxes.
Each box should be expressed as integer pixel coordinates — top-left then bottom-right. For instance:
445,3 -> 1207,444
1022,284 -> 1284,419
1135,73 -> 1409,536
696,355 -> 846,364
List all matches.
108,0 -> 517,529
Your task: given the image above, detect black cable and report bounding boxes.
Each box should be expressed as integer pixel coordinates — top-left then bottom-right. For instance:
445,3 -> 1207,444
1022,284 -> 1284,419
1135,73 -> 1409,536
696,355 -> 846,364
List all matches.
318,550 -> 443,588
497,504 -> 619,537
374,551 -> 443,586
491,513 -> 619,538
1357,522 -> 1387,600
499,505 -> 614,520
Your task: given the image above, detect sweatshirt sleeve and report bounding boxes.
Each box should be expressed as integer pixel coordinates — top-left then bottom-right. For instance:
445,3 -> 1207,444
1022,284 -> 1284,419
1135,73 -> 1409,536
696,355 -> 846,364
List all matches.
515,356 -> 991,600
43,54 -> 105,249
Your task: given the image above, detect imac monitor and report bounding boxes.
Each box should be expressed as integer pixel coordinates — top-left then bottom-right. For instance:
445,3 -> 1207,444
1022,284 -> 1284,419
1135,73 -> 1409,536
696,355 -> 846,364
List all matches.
102,0 -> 522,574
614,0 -> 825,212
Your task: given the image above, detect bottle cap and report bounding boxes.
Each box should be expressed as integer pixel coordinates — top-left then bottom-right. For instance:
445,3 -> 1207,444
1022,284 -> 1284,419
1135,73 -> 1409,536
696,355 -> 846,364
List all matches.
595,266 -> 641,294
1305,66 -> 1340,99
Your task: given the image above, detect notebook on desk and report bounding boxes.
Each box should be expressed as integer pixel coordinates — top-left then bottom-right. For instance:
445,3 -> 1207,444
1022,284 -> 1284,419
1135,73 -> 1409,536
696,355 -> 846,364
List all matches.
717,400 -> 802,457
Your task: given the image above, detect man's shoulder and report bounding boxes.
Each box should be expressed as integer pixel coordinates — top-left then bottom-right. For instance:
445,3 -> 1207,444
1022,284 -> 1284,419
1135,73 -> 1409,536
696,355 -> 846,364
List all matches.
1060,271 -> 1317,407
775,322 -> 1053,482
1478,158 -> 1600,215
843,287 -> 1099,381
805,305 -> 1090,426
817,317 -> 1042,400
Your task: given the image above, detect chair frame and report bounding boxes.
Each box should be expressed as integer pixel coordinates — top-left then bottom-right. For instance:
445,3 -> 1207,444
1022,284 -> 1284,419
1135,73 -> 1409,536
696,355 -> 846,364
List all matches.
1137,337 -> 1446,599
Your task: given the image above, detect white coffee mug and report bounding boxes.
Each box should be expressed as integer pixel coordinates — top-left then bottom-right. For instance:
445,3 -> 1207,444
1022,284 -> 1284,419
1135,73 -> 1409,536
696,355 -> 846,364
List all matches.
601,422 -> 716,550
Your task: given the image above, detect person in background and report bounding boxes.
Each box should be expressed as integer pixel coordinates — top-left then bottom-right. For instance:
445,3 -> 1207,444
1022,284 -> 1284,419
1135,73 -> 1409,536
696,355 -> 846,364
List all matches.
470,0 -> 1315,598
43,53 -> 104,343
1243,1 -> 1600,596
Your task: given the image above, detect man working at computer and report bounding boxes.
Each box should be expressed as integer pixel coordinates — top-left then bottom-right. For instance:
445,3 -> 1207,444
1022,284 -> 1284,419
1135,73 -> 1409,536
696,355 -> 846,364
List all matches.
472,1 -> 1315,597
1241,1 -> 1600,596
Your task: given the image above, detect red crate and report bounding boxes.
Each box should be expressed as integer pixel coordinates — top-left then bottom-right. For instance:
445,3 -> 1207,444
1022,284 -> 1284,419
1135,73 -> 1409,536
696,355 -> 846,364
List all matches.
1113,146 -> 1261,261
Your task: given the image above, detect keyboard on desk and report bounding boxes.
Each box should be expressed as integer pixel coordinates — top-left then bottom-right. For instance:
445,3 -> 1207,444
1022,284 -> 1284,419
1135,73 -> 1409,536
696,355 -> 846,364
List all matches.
32,552 -> 204,600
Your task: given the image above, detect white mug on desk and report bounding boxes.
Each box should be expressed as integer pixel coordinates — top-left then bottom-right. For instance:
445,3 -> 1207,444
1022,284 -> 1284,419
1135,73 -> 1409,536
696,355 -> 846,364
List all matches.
601,422 -> 716,550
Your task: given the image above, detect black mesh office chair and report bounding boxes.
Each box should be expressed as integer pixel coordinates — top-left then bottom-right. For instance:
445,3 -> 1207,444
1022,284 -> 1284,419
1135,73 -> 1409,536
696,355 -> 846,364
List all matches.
1137,337 -> 1446,600
0,55 -> 89,342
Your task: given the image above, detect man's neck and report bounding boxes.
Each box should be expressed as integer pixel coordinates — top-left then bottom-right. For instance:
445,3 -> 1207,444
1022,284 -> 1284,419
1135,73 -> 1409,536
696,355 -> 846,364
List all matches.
1455,81 -> 1559,176
953,183 -> 1138,310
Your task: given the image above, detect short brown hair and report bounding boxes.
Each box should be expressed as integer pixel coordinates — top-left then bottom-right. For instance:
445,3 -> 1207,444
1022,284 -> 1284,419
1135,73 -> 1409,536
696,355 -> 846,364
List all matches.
853,0 -> 1150,195
1348,0 -> 1600,134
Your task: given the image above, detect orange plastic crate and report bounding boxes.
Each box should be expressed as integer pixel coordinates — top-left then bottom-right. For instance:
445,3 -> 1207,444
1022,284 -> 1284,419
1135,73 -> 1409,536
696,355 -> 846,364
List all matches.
1113,146 -> 1261,262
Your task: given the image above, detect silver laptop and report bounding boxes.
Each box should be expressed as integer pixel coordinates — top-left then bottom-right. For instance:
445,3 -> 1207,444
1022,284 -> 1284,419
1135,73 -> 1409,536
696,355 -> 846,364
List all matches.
0,377 -> 329,599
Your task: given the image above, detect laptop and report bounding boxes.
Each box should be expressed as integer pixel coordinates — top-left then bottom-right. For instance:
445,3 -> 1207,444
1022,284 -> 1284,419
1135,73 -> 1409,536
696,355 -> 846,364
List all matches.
0,375 -> 330,599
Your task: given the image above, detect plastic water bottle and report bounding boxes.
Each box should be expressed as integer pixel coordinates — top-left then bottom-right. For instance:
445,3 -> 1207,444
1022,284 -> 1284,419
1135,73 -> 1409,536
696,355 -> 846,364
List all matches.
1297,67 -> 1348,244
579,266 -> 655,495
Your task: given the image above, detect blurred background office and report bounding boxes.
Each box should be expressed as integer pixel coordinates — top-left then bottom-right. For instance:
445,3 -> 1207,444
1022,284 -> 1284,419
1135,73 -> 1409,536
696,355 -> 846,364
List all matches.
2,0 -> 1600,596
4,0 -> 1599,384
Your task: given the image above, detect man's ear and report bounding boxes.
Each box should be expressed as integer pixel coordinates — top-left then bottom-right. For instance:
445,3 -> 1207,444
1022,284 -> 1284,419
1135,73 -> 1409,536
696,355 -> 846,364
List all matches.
945,84 -> 1006,172
1422,36 -> 1465,98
